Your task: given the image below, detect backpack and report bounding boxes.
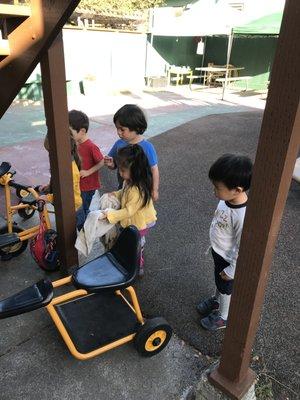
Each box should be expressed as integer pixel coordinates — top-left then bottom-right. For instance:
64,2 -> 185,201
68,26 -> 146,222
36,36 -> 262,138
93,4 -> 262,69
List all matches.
30,211 -> 60,271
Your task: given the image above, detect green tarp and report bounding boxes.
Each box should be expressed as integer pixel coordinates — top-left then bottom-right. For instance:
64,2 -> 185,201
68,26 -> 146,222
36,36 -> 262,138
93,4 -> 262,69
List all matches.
233,13 -> 282,35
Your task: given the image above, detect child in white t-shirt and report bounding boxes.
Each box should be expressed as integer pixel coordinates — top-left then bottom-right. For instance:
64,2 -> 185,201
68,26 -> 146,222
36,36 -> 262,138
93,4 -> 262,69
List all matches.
197,154 -> 253,331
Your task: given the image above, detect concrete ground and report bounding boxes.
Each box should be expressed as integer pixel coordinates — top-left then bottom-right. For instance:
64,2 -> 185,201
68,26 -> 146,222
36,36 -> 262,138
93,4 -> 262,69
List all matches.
0,87 -> 299,399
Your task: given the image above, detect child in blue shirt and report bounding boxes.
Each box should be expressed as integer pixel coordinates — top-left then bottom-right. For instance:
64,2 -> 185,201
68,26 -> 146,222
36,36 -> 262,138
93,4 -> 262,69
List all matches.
104,104 -> 159,201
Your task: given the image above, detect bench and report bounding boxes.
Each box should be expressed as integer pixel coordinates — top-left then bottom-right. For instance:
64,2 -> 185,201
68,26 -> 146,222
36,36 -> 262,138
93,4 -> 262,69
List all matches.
216,76 -> 252,91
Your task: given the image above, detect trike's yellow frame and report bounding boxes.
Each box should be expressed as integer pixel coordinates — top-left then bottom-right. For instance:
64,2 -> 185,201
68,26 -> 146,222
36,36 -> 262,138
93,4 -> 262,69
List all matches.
0,170 -> 51,241
46,276 -> 144,360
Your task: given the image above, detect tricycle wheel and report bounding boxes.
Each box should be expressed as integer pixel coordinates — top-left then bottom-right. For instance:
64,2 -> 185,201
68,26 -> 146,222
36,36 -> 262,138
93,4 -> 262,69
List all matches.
17,202 -> 35,220
0,226 -> 28,260
134,317 -> 172,357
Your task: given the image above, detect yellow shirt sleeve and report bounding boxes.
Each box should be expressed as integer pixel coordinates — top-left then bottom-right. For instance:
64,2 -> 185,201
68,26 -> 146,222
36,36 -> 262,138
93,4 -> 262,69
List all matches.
72,161 -> 82,210
112,189 -> 122,202
106,186 -> 142,224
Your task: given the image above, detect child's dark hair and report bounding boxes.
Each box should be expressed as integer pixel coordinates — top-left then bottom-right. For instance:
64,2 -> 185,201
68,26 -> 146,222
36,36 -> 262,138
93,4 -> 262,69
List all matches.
69,129 -> 81,171
116,145 -> 152,207
69,110 -> 89,133
113,104 -> 147,135
209,154 -> 252,191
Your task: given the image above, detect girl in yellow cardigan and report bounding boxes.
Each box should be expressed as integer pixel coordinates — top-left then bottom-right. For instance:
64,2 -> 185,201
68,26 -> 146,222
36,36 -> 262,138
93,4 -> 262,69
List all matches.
101,144 -> 157,276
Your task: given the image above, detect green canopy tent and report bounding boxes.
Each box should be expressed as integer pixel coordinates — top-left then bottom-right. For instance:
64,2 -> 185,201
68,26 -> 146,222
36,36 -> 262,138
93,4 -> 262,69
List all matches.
233,13 -> 282,35
222,12 -> 283,99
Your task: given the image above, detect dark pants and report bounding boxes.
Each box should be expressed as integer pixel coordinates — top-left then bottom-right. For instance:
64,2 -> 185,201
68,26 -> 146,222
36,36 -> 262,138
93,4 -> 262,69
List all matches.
76,207 -> 86,231
81,190 -> 95,217
212,248 -> 234,295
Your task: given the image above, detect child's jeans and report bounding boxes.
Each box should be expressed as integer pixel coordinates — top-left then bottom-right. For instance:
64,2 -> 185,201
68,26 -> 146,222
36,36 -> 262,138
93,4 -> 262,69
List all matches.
211,248 -> 233,320
81,190 -> 95,217
76,206 -> 86,231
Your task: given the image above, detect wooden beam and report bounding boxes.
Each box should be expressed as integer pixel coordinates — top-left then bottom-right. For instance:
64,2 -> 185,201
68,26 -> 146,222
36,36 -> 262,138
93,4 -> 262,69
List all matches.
209,1 -> 300,398
0,0 -> 81,118
40,32 -> 78,271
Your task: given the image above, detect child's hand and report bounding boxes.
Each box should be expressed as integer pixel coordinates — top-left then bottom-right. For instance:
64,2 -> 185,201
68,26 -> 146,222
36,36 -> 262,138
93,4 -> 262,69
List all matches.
152,189 -> 159,202
219,271 -> 232,281
98,211 -> 108,220
35,184 -> 50,194
38,194 -> 49,202
104,156 -> 115,168
80,169 -> 90,178
40,184 -> 50,194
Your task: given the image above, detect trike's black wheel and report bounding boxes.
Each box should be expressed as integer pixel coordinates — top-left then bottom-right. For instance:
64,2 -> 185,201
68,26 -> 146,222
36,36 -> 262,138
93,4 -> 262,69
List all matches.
16,188 -> 30,198
135,317 -> 172,357
17,202 -> 35,220
0,226 -> 28,260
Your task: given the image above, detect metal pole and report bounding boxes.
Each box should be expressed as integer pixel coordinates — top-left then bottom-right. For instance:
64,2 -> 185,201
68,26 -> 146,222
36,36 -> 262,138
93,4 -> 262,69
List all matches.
209,1 -> 300,398
221,28 -> 233,100
145,8 -> 154,86
41,32 -> 78,271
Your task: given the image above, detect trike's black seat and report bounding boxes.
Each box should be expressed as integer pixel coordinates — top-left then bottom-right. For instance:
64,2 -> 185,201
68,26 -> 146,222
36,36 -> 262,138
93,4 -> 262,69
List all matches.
72,226 -> 141,293
0,233 -> 20,249
0,279 -> 53,319
0,161 -> 11,177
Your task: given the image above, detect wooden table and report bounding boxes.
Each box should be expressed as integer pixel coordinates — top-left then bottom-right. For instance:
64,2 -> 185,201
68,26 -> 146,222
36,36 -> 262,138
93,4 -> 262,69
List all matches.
195,66 -> 244,86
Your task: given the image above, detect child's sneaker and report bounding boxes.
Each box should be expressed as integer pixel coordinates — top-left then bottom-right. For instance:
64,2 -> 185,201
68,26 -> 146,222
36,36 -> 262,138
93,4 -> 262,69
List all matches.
196,297 -> 219,316
200,311 -> 227,331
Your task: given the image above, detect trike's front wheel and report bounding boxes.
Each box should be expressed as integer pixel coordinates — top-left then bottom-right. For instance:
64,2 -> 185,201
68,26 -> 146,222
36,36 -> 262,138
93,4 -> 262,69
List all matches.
0,226 -> 28,260
134,317 -> 172,357
17,202 -> 35,220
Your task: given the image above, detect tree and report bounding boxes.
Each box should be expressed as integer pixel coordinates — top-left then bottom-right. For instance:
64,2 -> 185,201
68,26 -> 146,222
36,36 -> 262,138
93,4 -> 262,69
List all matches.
78,0 -> 165,15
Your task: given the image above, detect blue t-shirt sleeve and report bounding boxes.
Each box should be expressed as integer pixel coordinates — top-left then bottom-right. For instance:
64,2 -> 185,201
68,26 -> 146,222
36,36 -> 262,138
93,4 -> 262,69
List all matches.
108,140 -> 121,158
109,139 -> 158,167
141,141 -> 158,167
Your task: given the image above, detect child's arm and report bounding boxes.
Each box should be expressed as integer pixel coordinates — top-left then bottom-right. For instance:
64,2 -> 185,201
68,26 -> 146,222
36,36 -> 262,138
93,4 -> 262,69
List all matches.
104,156 -> 116,170
80,159 -> 104,178
110,190 -> 122,202
221,212 -> 245,280
106,187 -> 142,224
145,142 -> 159,201
104,142 -> 118,169
151,165 -> 159,201
39,194 -> 53,203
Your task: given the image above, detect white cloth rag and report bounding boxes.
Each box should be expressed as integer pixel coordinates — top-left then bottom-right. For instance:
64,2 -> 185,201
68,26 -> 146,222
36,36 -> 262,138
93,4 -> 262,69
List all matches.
75,193 -> 120,257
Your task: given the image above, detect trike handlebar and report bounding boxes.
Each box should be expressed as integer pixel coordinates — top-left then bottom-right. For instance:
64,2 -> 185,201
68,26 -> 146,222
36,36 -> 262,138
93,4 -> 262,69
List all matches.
9,180 -> 31,191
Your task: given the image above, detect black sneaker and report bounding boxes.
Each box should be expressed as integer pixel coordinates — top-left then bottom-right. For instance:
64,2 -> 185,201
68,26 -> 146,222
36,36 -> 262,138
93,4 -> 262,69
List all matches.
200,311 -> 227,331
196,297 -> 219,316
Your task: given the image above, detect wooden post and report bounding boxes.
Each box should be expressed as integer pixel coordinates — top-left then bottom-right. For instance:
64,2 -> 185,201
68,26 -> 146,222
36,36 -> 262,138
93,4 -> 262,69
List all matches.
40,32 -> 78,270
209,1 -> 300,398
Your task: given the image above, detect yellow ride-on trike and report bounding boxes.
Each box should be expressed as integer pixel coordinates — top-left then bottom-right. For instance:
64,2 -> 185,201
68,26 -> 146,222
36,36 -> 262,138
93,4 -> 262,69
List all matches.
0,161 -> 51,261
0,226 -> 173,359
